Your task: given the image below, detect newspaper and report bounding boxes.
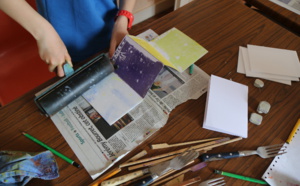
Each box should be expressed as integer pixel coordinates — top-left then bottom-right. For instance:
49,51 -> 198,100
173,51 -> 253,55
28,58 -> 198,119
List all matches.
270,0 -> 300,15
51,65 -> 209,179
50,30 -> 210,179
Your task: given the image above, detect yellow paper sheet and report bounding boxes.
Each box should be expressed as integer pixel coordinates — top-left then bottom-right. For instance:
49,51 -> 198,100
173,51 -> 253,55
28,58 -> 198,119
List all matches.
130,35 -> 177,69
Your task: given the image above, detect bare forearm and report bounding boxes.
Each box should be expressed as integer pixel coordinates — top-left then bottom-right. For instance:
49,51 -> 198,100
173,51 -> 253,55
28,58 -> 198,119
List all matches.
0,0 -> 54,40
119,0 -> 136,12
0,0 -> 71,77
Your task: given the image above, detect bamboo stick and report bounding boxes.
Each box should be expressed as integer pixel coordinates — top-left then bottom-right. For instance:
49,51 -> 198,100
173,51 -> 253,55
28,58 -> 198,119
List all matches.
151,137 -> 223,149
151,161 -> 195,185
128,155 -> 176,171
88,150 -> 147,186
120,137 -> 233,168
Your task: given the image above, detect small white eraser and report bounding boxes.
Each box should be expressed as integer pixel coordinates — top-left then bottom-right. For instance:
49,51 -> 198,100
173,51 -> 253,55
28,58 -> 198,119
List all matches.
254,79 -> 264,88
257,101 -> 271,114
250,113 -> 263,125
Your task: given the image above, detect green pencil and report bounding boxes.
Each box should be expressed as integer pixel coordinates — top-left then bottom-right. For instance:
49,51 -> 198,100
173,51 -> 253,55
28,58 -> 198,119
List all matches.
189,64 -> 194,75
22,132 -> 80,168
214,170 -> 268,185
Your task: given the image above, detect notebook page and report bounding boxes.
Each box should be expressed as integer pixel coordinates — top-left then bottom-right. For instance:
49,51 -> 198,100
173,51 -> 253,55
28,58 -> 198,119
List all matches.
262,125 -> 300,185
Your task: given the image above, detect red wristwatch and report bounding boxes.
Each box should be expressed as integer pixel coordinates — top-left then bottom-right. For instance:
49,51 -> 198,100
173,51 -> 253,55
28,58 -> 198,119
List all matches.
115,10 -> 134,30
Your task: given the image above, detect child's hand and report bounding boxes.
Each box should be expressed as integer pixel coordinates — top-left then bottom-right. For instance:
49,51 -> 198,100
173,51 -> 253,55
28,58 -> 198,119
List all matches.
36,27 -> 72,77
109,15 -> 129,58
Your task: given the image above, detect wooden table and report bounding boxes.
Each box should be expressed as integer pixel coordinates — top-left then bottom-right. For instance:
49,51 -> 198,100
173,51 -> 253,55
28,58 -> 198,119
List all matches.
245,0 -> 300,36
1,0 -> 300,185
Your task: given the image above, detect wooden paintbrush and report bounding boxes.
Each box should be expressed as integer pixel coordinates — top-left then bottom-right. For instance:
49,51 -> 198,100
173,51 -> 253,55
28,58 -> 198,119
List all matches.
151,137 -> 223,149
88,150 -> 147,186
152,162 -> 207,186
120,137 -> 231,168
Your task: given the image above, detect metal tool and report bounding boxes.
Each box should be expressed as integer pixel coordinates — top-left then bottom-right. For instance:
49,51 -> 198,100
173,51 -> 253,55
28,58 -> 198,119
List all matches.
131,150 -> 199,186
199,177 -> 225,186
35,54 -> 114,116
151,162 -> 207,186
101,150 -> 199,186
200,143 -> 286,161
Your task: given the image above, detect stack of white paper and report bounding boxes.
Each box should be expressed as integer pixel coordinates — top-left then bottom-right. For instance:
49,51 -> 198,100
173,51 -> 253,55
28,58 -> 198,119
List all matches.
203,75 -> 248,138
237,45 -> 300,85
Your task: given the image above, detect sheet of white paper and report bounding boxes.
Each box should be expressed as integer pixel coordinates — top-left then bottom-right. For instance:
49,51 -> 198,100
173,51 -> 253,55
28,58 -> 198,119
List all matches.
237,46 -> 246,74
262,124 -> 300,185
203,75 -> 248,138
241,47 -> 292,85
247,44 -> 300,78
83,73 -> 143,125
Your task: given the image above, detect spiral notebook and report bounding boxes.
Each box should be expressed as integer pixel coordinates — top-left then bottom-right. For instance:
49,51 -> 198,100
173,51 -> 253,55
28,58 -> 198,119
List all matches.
262,124 -> 300,186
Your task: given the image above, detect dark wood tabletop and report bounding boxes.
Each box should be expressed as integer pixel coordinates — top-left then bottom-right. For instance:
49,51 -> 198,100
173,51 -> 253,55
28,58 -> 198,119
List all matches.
245,0 -> 300,35
1,0 -> 300,185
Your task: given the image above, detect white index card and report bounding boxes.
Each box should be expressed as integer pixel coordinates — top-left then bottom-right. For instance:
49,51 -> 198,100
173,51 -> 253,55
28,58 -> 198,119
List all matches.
203,75 -> 248,138
247,45 -> 300,78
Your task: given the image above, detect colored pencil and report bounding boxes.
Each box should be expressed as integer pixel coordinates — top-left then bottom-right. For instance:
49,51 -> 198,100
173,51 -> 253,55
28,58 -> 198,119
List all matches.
22,132 -> 80,168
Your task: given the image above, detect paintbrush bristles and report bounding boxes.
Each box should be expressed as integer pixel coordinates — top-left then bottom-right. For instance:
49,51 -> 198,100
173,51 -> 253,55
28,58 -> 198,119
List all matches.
151,137 -> 223,149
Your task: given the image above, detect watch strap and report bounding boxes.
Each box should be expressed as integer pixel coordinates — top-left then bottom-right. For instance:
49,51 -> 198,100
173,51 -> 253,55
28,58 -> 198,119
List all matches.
116,10 -> 134,30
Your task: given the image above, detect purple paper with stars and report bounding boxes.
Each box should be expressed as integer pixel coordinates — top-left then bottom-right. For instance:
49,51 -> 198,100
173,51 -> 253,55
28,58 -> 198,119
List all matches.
112,36 -> 163,98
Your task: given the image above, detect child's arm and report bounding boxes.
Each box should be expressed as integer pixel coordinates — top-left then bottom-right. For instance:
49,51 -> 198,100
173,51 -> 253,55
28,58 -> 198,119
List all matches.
109,0 -> 136,57
0,0 -> 72,77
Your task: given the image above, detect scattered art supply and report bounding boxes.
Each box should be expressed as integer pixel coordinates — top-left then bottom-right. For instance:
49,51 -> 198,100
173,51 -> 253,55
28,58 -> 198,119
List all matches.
152,162 -> 207,186
200,143 -> 285,161
84,35 -> 164,125
254,79 -> 264,88
171,176 -> 202,186
162,174 -> 185,186
151,137 -> 223,149
286,119 -> 300,144
131,27 -> 208,72
237,45 -> 300,85
35,54 -> 114,116
238,46 -> 292,85
102,150 -> 199,186
198,177 -> 225,186
88,167 -> 121,186
203,75 -> 248,138
89,150 -> 148,186
247,45 -> 300,78
113,35 -> 164,98
83,73 -> 144,125
263,124 -> 300,185
119,137 -> 236,169
257,101 -> 271,114
128,150 -> 148,161
22,132 -> 80,168
249,113 -> 263,125
189,64 -> 194,75
215,170 -> 268,185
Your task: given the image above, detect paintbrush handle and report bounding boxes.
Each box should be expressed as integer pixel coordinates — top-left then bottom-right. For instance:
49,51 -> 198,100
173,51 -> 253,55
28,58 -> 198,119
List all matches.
120,141 -> 216,168
101,169 -> 148,186
151,160 -> 196,185
200,152 -> 240,162
151,137 -> 222,149
152,169 -> 188,186
130,175 -> 158,186
129,150 -> 147,161
120,138 -> 240,168
128,155 -> 175,171
89,167 -> 121,186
